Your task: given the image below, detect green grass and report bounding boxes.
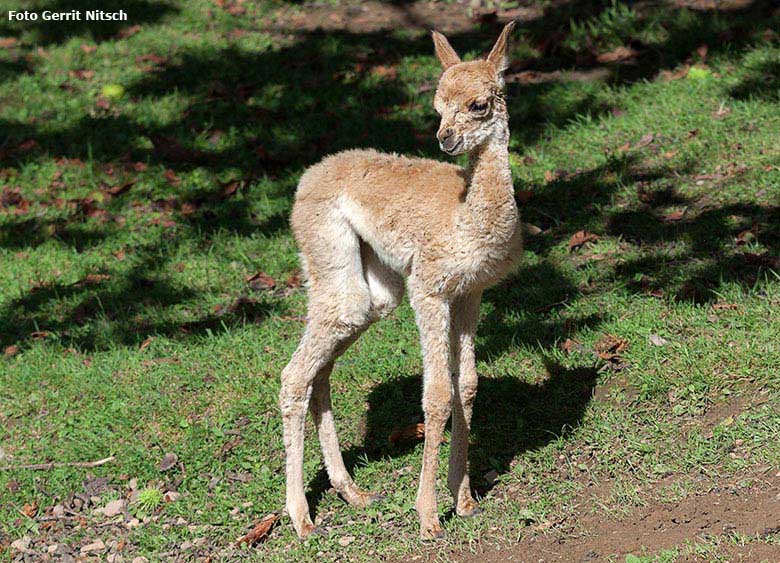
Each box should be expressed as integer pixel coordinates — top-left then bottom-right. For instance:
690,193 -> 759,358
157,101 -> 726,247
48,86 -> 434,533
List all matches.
1,0 -> 779,560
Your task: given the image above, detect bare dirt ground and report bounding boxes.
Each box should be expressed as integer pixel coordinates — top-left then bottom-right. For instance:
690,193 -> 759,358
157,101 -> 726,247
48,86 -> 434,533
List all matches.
266,0 -> 539,34
432,475 -> 780,563
266,0 -> 759,35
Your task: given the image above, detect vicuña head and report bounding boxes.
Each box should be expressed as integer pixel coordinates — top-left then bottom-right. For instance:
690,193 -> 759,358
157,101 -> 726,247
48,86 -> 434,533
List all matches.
432,21 -> 515,155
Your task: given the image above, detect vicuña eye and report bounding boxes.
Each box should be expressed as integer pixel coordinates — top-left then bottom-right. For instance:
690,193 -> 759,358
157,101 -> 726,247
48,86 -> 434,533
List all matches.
469,101 -> 488,112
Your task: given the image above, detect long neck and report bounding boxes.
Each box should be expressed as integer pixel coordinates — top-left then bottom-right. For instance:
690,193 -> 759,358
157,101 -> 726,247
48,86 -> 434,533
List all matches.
460,120 -> 517,240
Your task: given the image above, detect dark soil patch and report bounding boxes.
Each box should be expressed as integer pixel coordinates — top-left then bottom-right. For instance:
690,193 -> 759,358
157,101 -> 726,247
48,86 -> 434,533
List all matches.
454,474 -> 780,562
266,0 -> 536,34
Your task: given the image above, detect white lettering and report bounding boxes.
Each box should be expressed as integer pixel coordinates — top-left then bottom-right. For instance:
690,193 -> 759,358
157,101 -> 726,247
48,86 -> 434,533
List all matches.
6,9 -> 128,22
8,11 -> 38,21
42,11 -> 81,21
85,10 -> 128,21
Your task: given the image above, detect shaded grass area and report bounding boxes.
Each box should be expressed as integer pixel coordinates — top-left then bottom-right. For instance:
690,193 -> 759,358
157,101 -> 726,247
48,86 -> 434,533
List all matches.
0,0 -> 779,560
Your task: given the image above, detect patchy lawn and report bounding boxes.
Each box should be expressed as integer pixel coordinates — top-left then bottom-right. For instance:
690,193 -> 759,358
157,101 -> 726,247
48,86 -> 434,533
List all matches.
0,0 -> 779,561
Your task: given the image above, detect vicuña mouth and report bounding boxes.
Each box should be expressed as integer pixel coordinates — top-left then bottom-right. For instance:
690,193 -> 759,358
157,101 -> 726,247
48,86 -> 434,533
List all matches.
441,138 -> 463,155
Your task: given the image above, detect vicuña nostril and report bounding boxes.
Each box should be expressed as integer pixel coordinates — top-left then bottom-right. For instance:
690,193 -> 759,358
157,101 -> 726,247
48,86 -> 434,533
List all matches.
437,128 -> 454,143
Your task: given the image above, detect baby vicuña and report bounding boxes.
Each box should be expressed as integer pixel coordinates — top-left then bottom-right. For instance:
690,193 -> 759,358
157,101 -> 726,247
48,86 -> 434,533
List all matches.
280,21 -> 522,540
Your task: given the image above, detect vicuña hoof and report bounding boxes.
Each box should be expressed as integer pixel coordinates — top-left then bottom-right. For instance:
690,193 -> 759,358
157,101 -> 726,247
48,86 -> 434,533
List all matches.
458,505 -> 483,518
420,524 -> 445,541
343,489 -> 386,508
297,521 -> 327,540
457,500 -> 483,518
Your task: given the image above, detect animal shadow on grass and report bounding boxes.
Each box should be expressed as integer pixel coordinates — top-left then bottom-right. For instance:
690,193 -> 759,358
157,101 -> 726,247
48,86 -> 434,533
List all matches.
306,361 -> 598,523
0,242 -> 282,350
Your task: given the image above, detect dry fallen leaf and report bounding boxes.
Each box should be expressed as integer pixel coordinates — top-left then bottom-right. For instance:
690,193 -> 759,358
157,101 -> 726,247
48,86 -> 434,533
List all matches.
544,169 -> 568,183
523,223 -> 543,236
659,64 -> 690,81
104,180 -> 135,196
70,69 -> 95,81
634,132 -> 655,149
208,130 -> 224,145
75,273 -> 111,286
246,272 -> 276,291
21,502 -> 38,518
568,230 -> 599,252
735,229 -> 756,246
388,423 -> 448,444
389,422 -> 425,444
116,25 -> 142,39
235,512 -> 280,546
596,46 -> 640,64
4,345 -> 19,356
560,338 -> 584,354
372,64 -> 398,80
712,302 -> 738,311
284,273 -> 302,289
595,334 -> 629,362
531,515 -> 568,533
217,437 -> 242,460
18,139 -> 38,153
135,53 -> 167,66
222,181 -> 240,198
139,337 -> 153,352
158,452 -> 178,472
648,333 -> 669,347
180,202 -> 198,215
712,103 -> 731,119
163,169 -> 180,186
660,209 -> 685,222
1,187 -> 24,207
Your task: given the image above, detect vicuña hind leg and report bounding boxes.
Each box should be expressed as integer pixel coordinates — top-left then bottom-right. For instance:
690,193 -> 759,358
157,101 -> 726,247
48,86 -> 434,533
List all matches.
281,295 -> 372,537
281,216 -> 396,538
280,319 -> 346,539
310,356 -> 384,508
310,249 -> 401,508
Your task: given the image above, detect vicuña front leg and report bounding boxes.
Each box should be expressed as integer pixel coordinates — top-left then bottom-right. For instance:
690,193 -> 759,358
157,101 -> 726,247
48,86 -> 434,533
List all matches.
280,321 -> 351,539
448,292 -> 483,517
310,359 -> 384,508
411,293 -> 452,540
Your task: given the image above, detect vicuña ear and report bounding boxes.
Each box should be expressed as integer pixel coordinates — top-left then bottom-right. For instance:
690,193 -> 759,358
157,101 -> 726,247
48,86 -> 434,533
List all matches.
431,30 -> 461,70
486,20 -> 516,74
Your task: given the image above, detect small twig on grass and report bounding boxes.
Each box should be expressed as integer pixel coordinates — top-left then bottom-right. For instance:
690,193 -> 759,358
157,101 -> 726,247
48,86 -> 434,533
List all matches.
36,514 -> 79,522
0,455 -> 115,471
532,298 -> 570,314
